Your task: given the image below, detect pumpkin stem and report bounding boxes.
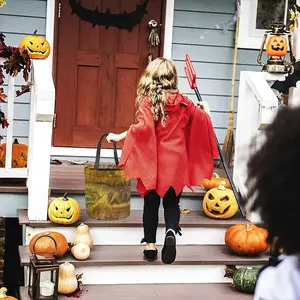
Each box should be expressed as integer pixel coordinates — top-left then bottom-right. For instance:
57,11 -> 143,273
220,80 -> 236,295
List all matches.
33,29 -> 38,35
224,265 -> 237,279
217,181 -> 227,191
212,173 -> 219,178
13,138 -> 19,144
63,193 -> 68,200
246,224 -> 252,231
0,287 -> 8,299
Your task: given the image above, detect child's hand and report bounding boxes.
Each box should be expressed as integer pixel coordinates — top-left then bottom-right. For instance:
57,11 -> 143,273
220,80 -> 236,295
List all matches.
106,133 -> 120,143
197,101 -> 211,117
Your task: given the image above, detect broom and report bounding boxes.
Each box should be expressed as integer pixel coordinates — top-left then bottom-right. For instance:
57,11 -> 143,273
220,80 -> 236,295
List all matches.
221,0 -> 240,168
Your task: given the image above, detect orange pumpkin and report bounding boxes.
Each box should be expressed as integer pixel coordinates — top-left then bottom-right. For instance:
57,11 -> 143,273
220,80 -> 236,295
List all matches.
0,139 -> 28,168
266,35 -> 288,57
202,173 -> 230,190
29,231 -> 69,258
225,224 -> 268,256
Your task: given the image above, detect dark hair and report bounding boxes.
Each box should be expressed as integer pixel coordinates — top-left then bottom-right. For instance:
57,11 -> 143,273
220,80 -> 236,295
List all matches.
247,106 -> 300,254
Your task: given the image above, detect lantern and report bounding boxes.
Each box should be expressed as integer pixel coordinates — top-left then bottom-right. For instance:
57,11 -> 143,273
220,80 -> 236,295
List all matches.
28,234 -> 59,300
257,22 -> 295,73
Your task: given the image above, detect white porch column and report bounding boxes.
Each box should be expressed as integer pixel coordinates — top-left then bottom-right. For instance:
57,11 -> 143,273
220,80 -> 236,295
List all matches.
27,60 -> 55,221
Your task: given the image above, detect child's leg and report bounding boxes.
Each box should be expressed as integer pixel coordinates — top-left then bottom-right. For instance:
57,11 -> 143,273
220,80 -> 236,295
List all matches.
161,187 -> 182,264
142,190 -> 160,261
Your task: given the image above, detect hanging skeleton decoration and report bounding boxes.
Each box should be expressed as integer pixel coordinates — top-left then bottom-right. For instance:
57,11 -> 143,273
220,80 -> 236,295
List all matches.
148,20 -> 161,63
69,0 -> 149,30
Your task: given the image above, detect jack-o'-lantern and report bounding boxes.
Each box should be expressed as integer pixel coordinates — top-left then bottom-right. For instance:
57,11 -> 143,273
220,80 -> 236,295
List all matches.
48,193 -> 81,225
203,181 -> 238,219
0,139 -> 28,168
19,30 -> 50,59
266,35 -> 287,57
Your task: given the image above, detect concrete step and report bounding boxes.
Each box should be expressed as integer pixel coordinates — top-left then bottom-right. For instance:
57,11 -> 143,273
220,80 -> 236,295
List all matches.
20,283 -> 253,300
19,244 -> 268,285
19,209 -> 255,245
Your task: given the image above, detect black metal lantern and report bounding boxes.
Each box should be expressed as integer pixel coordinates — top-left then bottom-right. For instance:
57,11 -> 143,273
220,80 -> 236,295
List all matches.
28,235 -> 59,300
257,22 -> 295,73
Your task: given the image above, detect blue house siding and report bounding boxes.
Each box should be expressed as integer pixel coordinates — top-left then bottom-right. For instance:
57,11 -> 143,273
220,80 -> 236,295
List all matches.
0,0 -> 47,144
172,0 -> 261,145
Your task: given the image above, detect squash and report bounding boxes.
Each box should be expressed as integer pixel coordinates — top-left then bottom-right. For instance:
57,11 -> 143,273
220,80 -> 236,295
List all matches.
29,231 -> 69,258
225,265 -> 260,294
0,287 -> 17,300
58,262 -> 78,295
48,193 -> 81,225
19,30 -> 51,59
71,242 -> 90,260
266,35 -> 287,57
202,173 -> 230,190
203,181 -> 238,219
0,139 -> 28,168
225,224 -> 268,256
73,223 -> 93,248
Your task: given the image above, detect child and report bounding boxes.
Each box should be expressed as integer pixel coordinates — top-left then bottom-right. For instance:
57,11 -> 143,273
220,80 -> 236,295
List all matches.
247,107 -> 300,299
107,58 -> 218,264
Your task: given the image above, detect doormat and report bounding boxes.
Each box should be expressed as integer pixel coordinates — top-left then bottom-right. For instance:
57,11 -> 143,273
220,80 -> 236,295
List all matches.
69,0 -> 149,30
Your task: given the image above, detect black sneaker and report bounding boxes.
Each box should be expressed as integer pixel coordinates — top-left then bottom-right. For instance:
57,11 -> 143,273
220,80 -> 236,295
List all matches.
162,229 -> 176,264
143,248 -> 158,261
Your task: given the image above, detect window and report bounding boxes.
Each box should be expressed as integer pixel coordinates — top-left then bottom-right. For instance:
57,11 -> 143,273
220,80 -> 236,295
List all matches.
238,0 -> 296,49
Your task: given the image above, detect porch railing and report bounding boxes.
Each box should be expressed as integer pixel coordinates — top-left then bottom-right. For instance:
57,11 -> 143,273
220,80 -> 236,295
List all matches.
0,59 -> 55,221
233,71 -> 282,222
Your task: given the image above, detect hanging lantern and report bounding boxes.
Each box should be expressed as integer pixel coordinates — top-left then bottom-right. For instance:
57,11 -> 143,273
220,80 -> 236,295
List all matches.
28,234 -> 59,300
257,22 -> 295,73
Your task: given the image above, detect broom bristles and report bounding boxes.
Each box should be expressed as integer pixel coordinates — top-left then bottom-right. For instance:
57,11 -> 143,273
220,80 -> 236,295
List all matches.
221,126 -> 234,168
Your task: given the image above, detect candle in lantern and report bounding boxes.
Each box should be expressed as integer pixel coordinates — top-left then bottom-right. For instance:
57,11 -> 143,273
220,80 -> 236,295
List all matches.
40,280 -> 55,297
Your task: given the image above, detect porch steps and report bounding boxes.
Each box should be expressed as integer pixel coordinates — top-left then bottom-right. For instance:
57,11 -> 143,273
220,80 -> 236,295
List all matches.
20,283 -> 253,300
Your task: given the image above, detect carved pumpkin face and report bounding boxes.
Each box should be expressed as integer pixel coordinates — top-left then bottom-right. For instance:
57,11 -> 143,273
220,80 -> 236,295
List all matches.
19,31 -> 50,59
48,193 -> 81,225
266,35 -> 287,57
203,181 -> 238,219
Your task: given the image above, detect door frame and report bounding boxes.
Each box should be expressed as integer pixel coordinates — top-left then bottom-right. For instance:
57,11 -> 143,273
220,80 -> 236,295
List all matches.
46,0 -> 175,158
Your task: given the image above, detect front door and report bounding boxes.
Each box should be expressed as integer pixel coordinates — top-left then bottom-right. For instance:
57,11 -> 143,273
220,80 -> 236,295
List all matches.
53,0 -> 164,148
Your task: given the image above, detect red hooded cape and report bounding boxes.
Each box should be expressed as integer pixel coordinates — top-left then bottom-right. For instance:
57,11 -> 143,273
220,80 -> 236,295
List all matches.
119,93 -> 219,197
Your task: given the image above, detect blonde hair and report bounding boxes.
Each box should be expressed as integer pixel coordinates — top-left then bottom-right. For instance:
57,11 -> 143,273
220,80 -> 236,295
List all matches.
136,57 -> 178,126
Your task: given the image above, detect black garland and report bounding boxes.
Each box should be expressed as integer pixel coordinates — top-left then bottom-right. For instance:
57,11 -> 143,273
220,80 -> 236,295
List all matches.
69,0 -> 149,30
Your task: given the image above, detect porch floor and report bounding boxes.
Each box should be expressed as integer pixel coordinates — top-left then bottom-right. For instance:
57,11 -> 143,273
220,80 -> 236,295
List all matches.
0,161 -> 232,196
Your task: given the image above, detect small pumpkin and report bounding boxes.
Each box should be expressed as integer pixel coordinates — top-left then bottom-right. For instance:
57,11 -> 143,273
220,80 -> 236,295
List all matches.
266,35 -> 287,57
71,242 -> 90,260
73,223 -> 93,248
225,224 -> 268,256
0,139 -> 28,168
203,181 -> 238,219
225,265 -> 260,294
0,287 -> 17,300
29,231 -> 69,258
58,262 -> 78,295
48,193 -> 81,225
19,30 -> 51,59
202,173 -> 230,190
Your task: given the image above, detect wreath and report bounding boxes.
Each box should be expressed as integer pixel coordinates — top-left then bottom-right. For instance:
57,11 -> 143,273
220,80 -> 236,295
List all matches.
69,0 -> 149,30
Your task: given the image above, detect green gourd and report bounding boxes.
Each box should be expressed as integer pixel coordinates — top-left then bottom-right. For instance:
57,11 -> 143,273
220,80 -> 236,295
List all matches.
225,265 -> 260,294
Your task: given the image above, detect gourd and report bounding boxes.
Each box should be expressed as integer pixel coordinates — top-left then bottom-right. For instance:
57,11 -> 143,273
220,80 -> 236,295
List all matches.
0,139 -> 28,168
19,30 -> 51,59
73,223 -> 93,248
48,193 -> 81,225
29,231 -> 69,257
58,262 -> 78,295
225,224 -> 268,256
203,181 -> 238,219
266,35 -> 287,57
202,173 -> 230,190
71,242 -> 90,260
0,287 -> 17,300
225,265 -> 260,294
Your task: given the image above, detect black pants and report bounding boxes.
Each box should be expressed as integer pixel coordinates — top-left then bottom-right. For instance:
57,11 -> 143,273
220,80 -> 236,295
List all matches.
142,187 -> 182,243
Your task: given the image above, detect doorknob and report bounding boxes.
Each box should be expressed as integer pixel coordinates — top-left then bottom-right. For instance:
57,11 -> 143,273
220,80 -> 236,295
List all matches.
148,20 -> 161,63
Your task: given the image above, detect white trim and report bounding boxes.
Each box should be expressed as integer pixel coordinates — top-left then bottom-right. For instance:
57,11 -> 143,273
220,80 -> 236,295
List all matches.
46,0 -> 56,72
163,0 -> 175,59
47,0 -> 175,157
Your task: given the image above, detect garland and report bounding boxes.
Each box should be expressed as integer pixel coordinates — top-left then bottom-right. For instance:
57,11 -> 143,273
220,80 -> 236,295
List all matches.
69,0 -> 149,30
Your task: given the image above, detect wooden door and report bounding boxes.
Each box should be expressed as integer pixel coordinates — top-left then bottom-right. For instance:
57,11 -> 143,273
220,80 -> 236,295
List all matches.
53,0 -> 164,148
